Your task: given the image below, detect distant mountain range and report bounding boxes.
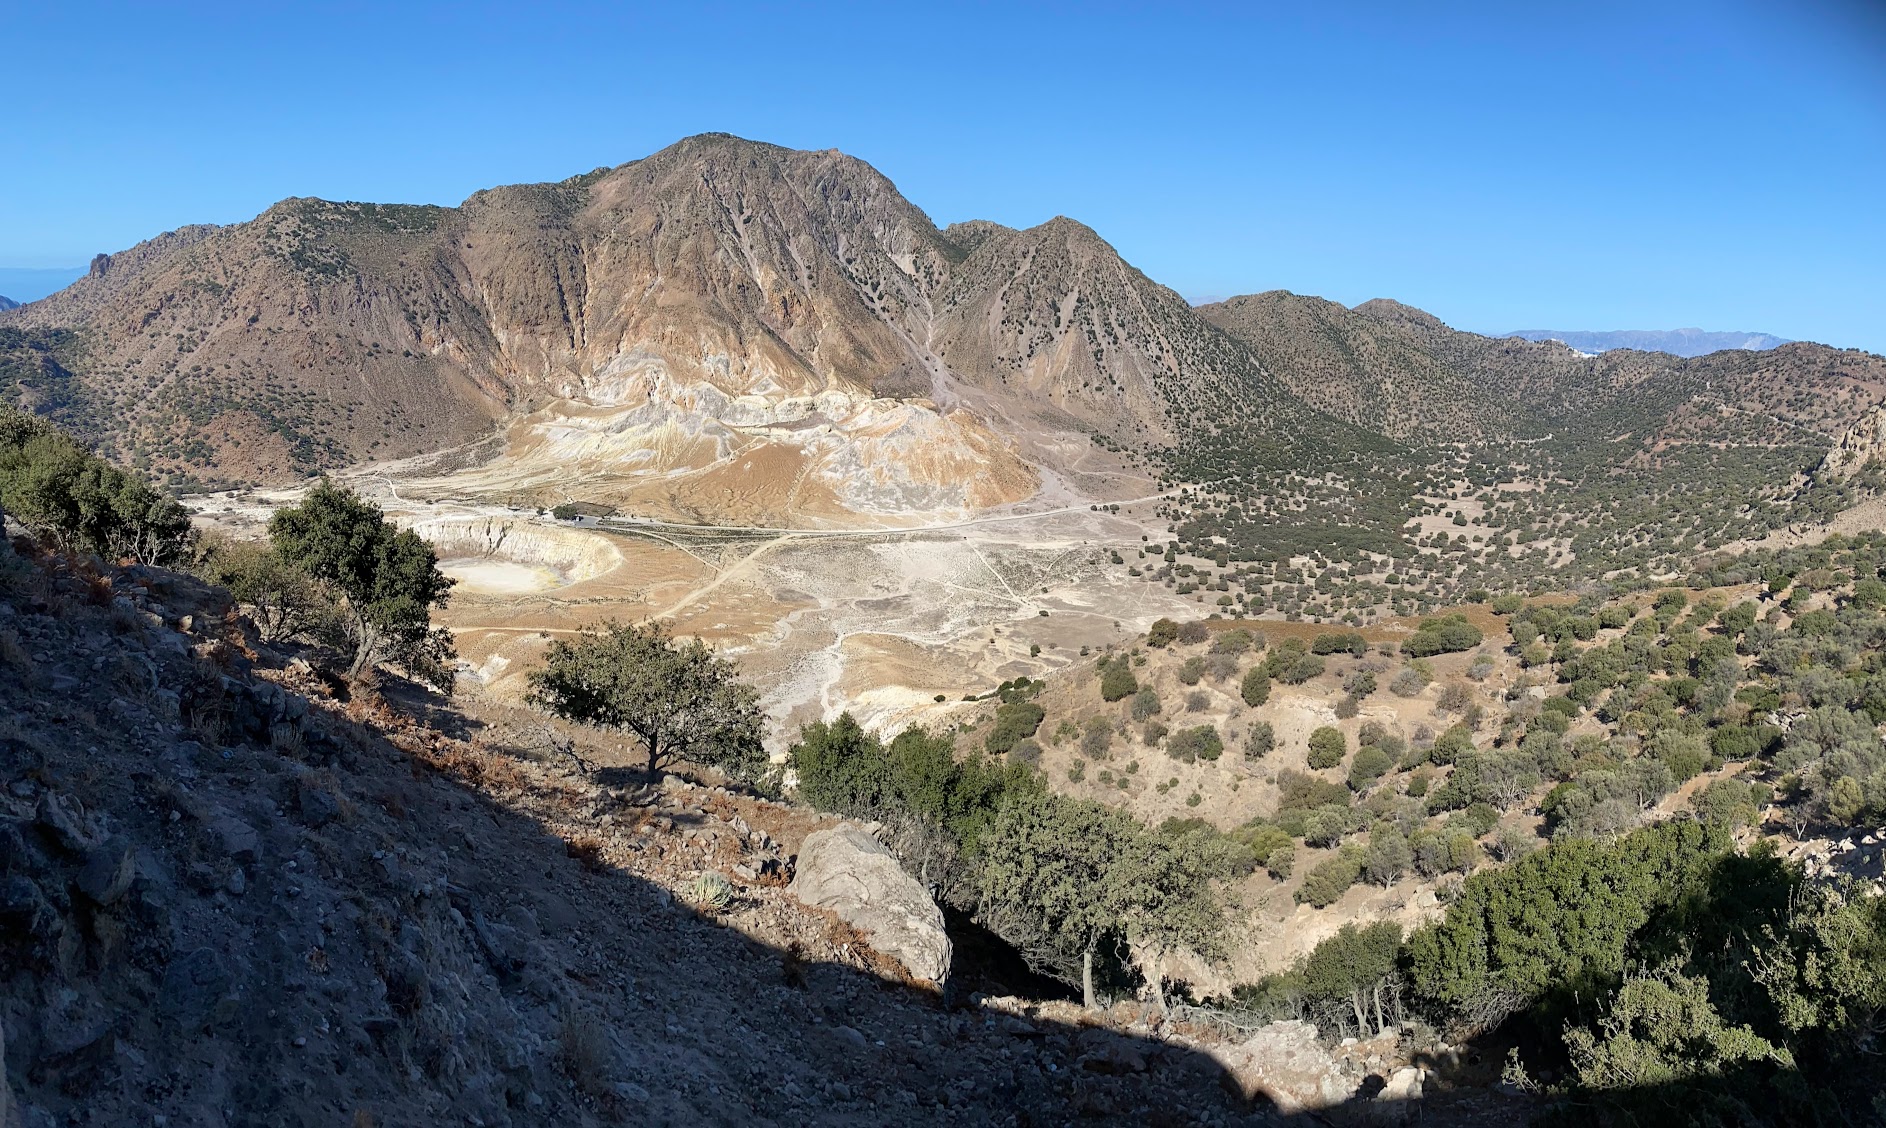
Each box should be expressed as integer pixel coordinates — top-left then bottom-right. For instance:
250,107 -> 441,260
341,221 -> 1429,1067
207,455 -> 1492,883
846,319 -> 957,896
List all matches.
2,132 -> 1882,587
0,296 -> 19,311
1502,328 -> 1791,357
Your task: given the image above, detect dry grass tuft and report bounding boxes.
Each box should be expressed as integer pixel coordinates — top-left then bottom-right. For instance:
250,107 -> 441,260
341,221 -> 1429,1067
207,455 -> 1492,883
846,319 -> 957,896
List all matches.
564,835 -> 608,872
557,1007 -> 613,1096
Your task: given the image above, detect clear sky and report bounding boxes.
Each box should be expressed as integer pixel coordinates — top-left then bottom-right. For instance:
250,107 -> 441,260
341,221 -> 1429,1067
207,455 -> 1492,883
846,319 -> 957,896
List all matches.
3,1 -> 1882,350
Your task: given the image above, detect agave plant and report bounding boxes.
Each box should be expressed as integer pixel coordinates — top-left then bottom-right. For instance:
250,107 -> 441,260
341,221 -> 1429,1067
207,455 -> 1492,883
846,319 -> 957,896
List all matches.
684,871 -> 734,911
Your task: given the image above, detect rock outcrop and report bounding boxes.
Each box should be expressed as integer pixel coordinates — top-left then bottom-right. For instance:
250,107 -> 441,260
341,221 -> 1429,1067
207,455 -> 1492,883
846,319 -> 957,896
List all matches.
1819,405 -> 1886,479
1208,1020 -> 1351,1112
789,825 -> 952,984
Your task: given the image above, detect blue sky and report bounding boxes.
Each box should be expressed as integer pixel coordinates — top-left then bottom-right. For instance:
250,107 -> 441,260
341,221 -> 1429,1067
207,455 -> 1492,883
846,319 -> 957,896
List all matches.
3,1 -> 1882,350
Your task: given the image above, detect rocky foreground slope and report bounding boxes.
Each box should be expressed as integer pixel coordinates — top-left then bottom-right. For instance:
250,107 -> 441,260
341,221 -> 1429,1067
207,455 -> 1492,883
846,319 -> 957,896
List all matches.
0,534 -> 1520,1126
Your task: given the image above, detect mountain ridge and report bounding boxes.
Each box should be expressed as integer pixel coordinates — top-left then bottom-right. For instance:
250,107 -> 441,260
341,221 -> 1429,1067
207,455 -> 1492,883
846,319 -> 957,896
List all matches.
4,132 -> 1886,586
0,133 -> 1321,521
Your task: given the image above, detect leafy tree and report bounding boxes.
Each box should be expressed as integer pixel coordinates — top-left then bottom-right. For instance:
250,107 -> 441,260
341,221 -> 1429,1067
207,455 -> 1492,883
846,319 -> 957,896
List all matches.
1403,614 -> 1484,658
1245,720 -> 1275,759
1430,723 -> 1475,765
1825,775 -> 1865,825
1300,922 -> 1404,1035
979,790 -> 1232,1012
1348,744 -> 1393,791
268,479 -> 456,685
1690,779 -> 1762,829
1404,819 -> 1725,1029
1363,825 -> 1411,886
1308,725 -> 1347,770
1564,969 -> 1793,1102
1751,881 -> 1886,1042
1098,656 -> 1139,702
977,791 -> 1138,1009
1262,637 -> 1309,677
1278,654 -> 1327,684
1147,618 -> 1180,648
790,714 -> 891,813
1240,666 -> 1271,707
1212,628 -> 1257,656
528,619 -> 765,781
1297,843 -> 1364,906
1266,841 -> 1297,879
195,535 -> 339,644
1111,823 -> 1235,1012
0,404 -> 193,564
1312,630 -> 1367,656
985,701 -> 1046,754
1167,725 -> 1223,763
1130,686 -> 1163,721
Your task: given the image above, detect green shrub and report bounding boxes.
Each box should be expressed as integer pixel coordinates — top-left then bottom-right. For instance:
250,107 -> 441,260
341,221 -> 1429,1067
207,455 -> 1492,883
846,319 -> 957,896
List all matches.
1279,654 -> 1326,684
1402,614 -> 1483,658
1245,721 -> 1275,759
0,404 -> 193,565
1099,656 -> 1138,702
1404,819 -> 1725,1027
1168,725 -> 1223,763
1311,630 -> 1366,656
1307,726 -> 1347,770
1177,656 -> 1207,686
1212,629 -> 1257,656
1240,667 -> 1271,706
1296,844 -> 1365,906
1348,745 -> 1394,791
986,701 -> 1046,754
1266,842 -> 1296,879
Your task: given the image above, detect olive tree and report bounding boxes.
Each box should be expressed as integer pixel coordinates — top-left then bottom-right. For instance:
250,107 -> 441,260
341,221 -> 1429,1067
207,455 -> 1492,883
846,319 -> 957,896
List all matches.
528,619 -> 766,782
267,479 -> 456,687
978,791 -> 1229,1012
977,790 -> 1136,1009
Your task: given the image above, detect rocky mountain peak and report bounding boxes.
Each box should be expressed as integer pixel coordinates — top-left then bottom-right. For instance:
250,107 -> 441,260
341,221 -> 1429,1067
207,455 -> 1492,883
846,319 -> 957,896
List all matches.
1350,297 -> 1447,331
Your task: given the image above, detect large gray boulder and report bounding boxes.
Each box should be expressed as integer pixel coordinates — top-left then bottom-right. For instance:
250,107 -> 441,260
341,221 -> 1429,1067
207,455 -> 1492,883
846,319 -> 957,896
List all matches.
790,826 -> 951,985
1207,1020 -> 1351,1112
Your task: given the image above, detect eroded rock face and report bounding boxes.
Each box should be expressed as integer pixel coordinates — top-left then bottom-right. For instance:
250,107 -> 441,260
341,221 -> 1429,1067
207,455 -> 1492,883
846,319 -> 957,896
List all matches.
789,825 -> 951,984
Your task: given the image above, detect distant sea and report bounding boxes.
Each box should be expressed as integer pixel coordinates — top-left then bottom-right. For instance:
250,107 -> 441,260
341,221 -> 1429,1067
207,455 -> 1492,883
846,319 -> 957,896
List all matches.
0,266 -> 86,305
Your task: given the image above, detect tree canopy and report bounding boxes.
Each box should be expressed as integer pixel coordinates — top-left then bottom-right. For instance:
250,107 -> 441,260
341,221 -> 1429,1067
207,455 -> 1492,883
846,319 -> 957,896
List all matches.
268,479 -> 455,686
0,403 -> 192,565
528,619 -> 766,782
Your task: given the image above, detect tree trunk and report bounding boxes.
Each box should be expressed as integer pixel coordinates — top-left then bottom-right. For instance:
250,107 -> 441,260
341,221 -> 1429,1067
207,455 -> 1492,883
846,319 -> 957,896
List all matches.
1148,954 -> 1167,1017
1352,992 -> 1367,1036
347,609 -> 380,680
1082,946 -> 1097,1011
645,733 -> 661,781
1372,981 -> 1386,1035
